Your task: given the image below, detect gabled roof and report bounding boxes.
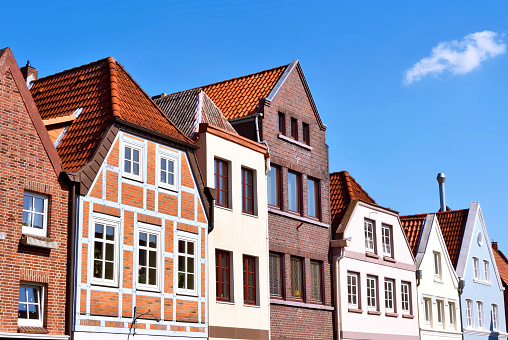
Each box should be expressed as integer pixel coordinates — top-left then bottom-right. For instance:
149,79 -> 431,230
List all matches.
493,246 -> 508,285
31,57 -> 192,173
400,214 -> 426,256
402,209 -> 469,267
330,171 -> 376,230
154,88 -> 238,137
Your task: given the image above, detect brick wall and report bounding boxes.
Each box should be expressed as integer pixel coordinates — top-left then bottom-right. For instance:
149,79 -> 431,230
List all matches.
0,67 -> 69,334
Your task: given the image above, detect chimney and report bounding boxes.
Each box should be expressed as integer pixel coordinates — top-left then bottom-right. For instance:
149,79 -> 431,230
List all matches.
19,60 -> 38,87
492,241 -> 498,251
437,173 -> 446,212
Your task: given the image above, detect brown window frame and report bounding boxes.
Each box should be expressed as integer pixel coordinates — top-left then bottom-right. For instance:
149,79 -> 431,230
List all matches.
290,118 -> 298,140
269,252 -> 285,299
243,255 -> 257,305
216,250 -> 231,302
302,122 -> 310,145
214,158 -> 229,207
267,165 -> 282,209
307,177 -> 321,220
288,171 -> 302,214
310,260 -> 323,303
290,256 -> 304,301
278,112 -> 286,135
241,167 -> 255,215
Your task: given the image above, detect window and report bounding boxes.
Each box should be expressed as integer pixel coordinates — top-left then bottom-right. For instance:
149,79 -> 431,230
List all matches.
424,297 -> 432,323
449,302 -> 456,328
307,178 -> 320,219
177,237 -> 197,295
401,282 -> 411,314
216,250 -> 231,302
433,252 -> 441,278
483,260 -> 490,283
384,279 -> 394,312
241,168 -> 255,214
436,299 -> 444,327
477,231 -> 483,246
302,122 -> 310,145
290,117 -> 298,140
22,192 -> 48,237
137,229 -> 160,290
269,253 -> 283,298
381,225 -> 392,257
473,257 -> 480,279
366,275 -> 378,311
159,153 -> 177,190
92,220 -> 118,285
466,299 -> 473,327
290,257 -> 303,299
278,112 -> 286,135
214,159 -> 229,207
347,272 -> 359,309
123,142 -> 143,180
267,165 -> 281,208
492,304 -> 499,331
288,171 -> 301,213
310,260 -> 322,302
18,284 -> 44,326
364,220 -> 375,253
477,301 -> 484,329
243,256 -> 256,305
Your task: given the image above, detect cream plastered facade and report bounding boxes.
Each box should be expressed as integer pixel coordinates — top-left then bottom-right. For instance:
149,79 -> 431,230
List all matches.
416,215 -> 462,340
333,200 -> 420,340
195,126 -> 270,340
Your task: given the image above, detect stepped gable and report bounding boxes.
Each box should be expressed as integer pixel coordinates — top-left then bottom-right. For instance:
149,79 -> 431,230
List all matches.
330,171 -> 376,229
30,57 -> 191,173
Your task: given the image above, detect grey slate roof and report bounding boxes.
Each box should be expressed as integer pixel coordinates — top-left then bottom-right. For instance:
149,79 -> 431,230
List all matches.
154,88 -> 238,138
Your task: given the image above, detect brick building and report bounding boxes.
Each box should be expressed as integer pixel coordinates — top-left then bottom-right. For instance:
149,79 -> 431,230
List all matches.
173,61 -> 333,339
30,57 -> 213,340
0,47 -> 70,338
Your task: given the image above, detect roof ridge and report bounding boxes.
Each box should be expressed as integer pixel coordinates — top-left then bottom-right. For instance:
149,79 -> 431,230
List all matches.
34,57 -> 110,83
401,208 -> 469,219
108,57 -> 122,119
201,63 -> 288,90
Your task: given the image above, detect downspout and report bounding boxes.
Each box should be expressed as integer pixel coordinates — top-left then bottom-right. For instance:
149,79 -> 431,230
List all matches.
458,279 -> 465,340
66,181 -> 77,340
332,249 -> 343,340
254,113 -> 262,143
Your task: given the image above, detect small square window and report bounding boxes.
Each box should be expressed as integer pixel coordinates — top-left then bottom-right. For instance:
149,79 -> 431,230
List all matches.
302,123 -> 310,145
123,141 -> 143,181
278,112 -> 286,135
243,255 -> 257,305
18,284 -> 44,327
22,192 -> 48,237
290,118 -> 298,140
92,219 -> 119,286
137,227 -> 160,291
177,236 -> 198,295
241,167 -> 255,215
159,153 -> 178,191
216,250 -> 232,302
214,158 -> 229,208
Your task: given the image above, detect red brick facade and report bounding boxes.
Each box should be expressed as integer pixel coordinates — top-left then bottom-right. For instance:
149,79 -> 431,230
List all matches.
0,48 -> 69,335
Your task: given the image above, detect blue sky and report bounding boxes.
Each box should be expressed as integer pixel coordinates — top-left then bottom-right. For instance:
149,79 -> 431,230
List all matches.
4,1 -> 508,246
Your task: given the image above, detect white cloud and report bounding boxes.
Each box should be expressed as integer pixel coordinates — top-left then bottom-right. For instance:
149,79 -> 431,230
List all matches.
404,31 -> 506,85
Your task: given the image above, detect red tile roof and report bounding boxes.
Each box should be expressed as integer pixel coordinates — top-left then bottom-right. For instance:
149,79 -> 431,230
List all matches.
493,247 -> 508,285
31,57 -> 191,173
401,209 -> 469,267
330,171 -> 376,229
400,214 -> 426,256
200,65 -> 287,120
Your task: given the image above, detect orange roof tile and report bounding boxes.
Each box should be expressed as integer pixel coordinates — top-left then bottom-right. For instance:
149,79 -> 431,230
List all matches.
330,171 -> 376,230
400,214 -> 426,256
31,57 -> 191,173
200,65 -> 287,120
493,247 -> 508,285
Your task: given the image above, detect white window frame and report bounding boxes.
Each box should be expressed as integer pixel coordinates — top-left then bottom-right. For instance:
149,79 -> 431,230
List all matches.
91,217 -> 120,287
433,252 -> 441,278
473,257 -> 480,280
436,299 -> 444,327
449,301 -> 456,329
22,192 -> 49,237
176,233 -> 198,296
384,278 -> 394,313
347,272 -> 359,309
366,275 -> 377,311
18,283 -> 44,327
381,225 -> 392,257
158,152 -> 178,191
492,304 -> 499,331
364,220 -> 375,253
122,140 -> 144,181
137,226 -> 161,292
465,299 -> 473,328
476,301 -> 484,329
483,260 -> 490,283
401,282 -> 411,314
423,297 -> 432,324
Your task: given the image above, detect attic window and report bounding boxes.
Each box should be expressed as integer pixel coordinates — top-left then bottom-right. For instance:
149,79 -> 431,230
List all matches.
477,232 -> 483,246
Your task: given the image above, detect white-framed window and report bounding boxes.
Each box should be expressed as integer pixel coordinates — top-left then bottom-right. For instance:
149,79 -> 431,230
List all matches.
473,257 -> 480,280
384,278 -> 394,313
18,283 -> 44,327
401,282 -> 411,314
477,231 -> 483,246
176,235 -> 198,295
492,304 -> 499,331
424,297 -> 432,324
91,218 -> 119,286
137,227 -> 161,291
22,192 -> 48,237
381,225 -> 392,257
347,272 -> 359,309
433,252 -> 441,278
159,152 -> 178,191
466,299 -> 473,327
483,260 -> 490,283
436,299 -> 444,327
366,275 -> 377,311
364,220 -> 375,253
449,301 -> 456,329
476,301 -> 484,329
123,141 -> 143,181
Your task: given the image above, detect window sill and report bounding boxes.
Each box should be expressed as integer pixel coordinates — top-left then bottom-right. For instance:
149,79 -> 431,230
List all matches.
21,234 -> 58,249
244,303 -> 260,308
91,281 -> 119,288
176,291 -> 199,298
365,252 -> 380,259
270,298 -> 334,311
385,312 -> 398,318
383,256 -> 396,263
241,212 -> 258,218
402,314 -> 415,319
216,300 -> 235,305
215,204 -> 233,212
136,286 -> 161,293
122,174 -> 143,183
268,208 -> 329,228
473,279 -> 492,286
17,326 -> 48,334
367,310 -> 381,316
434,278 -> 444,284
348,308 -> 363,314
277,134 -> 312,151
